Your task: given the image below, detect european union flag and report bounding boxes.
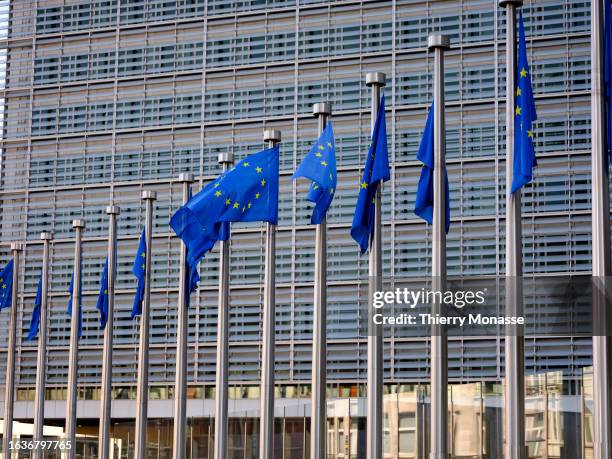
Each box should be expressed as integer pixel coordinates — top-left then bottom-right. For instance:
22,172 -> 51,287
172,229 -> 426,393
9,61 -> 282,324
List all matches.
170,146 -> 279,267
0,259 -> 13,310
350,95 -> 390,253
186,187 -> 202,296
293,121 -> 337,224
511,11 -> 538,193
132,229 -> 146,319
96,258 -> 109,329
605,0 -> 612,165
414,103 -> 451,233
27,274 -> 42,340
67,271 -> 83,338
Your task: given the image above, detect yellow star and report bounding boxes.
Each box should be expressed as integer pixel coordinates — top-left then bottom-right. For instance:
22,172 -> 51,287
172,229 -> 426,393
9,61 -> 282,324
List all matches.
330,188 -> 334,194
260,179 -> 266,187
104,289 -> 108,295
318,145 -> 325,150
242,206 -> 246,212
248,202 -> 252,208
329,173 -> 333,180
225,198 -> 231,205
2,284 -> 6,289
313,184 -> 319,190
215,190 -> 222,197
520,68 -> 527,78
516,87 -> 521,96
327,142 -> 332,148
233,202 -> 239,209
315,152 -> 322,158
256,166 -> 263,173
515,106 -> 521,116
214,182 -> 220,188
527,130 -> 534,138
372,196 -> 376,204
321,160 -> 328,166
361,181 -> 368,189
141,253 -> 145,258
141,264 -> 145,270
255,192 -> 261,199
243,162 -> 250,167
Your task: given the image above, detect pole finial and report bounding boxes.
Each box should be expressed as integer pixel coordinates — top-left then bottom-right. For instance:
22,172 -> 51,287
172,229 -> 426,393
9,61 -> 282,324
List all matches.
427,34 -> 451,51
366,72 -> 386,87
312,102 -> 332,117
218,152 -> 234,165
106,205 -> 121,215
263,130 -> 281,143
72,219 -> 86,229
178,173 -> 194,183
142,190 -> 157,200
40,232 -> 53,241
10,242 -> 24,251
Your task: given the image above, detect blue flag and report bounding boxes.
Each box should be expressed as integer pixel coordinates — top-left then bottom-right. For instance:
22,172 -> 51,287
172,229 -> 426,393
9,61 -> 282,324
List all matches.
170,146 -> 279,268
67,271 -> 83,338
350,95 -> 390,253
96,258 -> 109,329
605,0 -> 612,165
293,121 -> 337,224
186,187 -> 202,296
0,259 -> 14,310
511,11 -> 538,193
414,103 -> 451,233
132,229 -> 146,319
27,274 -> 43,340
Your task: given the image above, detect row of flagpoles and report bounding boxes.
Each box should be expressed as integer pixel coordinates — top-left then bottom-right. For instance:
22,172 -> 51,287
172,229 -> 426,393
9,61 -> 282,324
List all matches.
0,3 -> 611,458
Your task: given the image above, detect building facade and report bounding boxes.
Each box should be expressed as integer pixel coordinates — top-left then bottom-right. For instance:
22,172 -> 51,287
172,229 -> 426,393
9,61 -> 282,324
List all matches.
0,0 -> 597,457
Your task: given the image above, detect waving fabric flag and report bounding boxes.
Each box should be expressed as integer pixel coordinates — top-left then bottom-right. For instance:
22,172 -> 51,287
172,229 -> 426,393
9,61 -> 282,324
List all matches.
350,95 -> 390,253
132,229 -> 146,318
511,11 -> 538,193
27,274 -> 43,340
293,121 -> 337,224
0,259 -> 14,310
414,103 -> 451,233
186,186 -> 202,296
96,258 -> 109,329
170,146 -> 280,268
67,271 -> 83,338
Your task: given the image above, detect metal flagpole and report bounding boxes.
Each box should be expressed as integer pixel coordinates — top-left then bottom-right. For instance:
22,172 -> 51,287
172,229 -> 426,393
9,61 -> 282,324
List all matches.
2,242 -> 23,459
214,152 -> 233,459
259,129 -> 280,459
311,102 -> 331,459
173,173 -> 194,459
99,206 -> 120,459
428,33 -> 450,459
65,219 -> 85,459
365,71 -> 385,459
33,232 -> 52,459
134,190 -> 157,459
499,2 -> 527,458
591,0 -> 612,457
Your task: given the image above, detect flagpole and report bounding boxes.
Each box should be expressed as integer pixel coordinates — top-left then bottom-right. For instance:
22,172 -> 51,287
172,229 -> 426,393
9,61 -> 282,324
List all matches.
2,242 -> 23,459
591,0 -> 612,457
33,232 -> 52,459
311,102 -> 331,459
259,129 -> 280,459
65,219 -> 85,459
499,2 -> 527,458
365,71 -> 385,459
173,172 -> 194,459
428,33 -> 450,459
134,190 -> 157,459
214,152 -> 233,459
99,205 -> 119,459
